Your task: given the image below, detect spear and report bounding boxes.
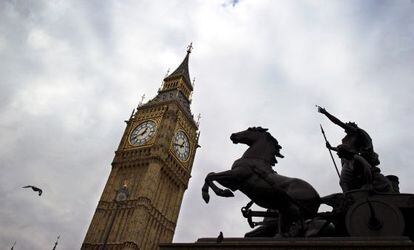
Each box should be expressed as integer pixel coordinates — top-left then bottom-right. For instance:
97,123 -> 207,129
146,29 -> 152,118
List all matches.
11,241 -> 16,250
52,235 -> 60,250
320,124 -> 340,178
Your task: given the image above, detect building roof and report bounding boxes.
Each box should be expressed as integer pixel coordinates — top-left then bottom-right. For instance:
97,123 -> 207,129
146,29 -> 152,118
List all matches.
164,48 -> 193,91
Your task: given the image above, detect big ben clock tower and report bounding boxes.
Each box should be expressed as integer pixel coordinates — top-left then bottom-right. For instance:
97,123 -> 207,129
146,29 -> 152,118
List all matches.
82,45 -> 199,250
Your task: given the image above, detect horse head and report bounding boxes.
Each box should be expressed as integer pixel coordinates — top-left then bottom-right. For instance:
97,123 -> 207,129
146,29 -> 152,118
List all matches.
230,127 -> 284,165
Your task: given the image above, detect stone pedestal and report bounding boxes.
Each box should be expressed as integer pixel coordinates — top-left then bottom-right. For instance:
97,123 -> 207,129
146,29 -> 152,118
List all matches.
160,237 -> 414,250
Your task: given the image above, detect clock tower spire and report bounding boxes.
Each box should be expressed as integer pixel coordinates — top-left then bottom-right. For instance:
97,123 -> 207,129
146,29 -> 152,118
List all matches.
82,45 -> 199,250
159,42 -> 193,102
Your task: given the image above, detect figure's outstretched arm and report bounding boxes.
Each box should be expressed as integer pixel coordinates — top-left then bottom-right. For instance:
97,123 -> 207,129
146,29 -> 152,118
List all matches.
317,106 -> 356,132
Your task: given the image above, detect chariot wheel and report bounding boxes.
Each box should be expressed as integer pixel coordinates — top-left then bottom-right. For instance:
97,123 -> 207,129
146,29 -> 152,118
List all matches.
345,199 -> 405,236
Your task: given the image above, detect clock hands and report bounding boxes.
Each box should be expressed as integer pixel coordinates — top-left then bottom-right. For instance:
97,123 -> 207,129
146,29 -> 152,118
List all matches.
130,121 -> 157,146
173,132 -> 190,160
174,142 -> 185,148
138,128 -> 148,136
130,128 -> 148,142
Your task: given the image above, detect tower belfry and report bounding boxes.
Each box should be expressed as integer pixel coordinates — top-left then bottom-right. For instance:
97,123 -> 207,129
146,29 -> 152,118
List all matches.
82,46 -> 199,250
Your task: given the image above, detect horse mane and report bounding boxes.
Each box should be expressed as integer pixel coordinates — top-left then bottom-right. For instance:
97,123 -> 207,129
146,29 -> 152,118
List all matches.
248,127 -> 282,166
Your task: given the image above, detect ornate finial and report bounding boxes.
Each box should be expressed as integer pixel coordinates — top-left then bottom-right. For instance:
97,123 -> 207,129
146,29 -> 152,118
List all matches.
52,235 -> 60,250
187,42 -> 193,53
138,94 -> 145,107
129,109 -> 135,119
164,68 -> 170,78
160,68 -> 170,90
192,77 -> 196,87
196,113 -> 201,126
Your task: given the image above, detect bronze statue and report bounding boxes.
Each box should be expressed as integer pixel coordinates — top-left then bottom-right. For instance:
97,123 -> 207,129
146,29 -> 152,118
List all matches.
201,121 -> 414,239
202,127 -> 320,237
317,106 -> 380,167
317,106 -> 398,193
334,144 -> 393,193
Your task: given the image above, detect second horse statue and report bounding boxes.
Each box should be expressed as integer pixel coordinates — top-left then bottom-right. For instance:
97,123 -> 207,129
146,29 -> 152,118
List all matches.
202,127 -> 320,237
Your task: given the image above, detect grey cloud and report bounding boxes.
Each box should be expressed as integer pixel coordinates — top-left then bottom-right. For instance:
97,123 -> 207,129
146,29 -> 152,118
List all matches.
1,1 -> 414,249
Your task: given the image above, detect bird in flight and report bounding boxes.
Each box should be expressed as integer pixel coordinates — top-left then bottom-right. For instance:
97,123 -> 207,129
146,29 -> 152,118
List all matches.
22,185 -> 43,196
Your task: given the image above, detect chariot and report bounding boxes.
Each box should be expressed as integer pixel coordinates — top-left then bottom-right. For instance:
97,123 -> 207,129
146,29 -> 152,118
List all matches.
242,189 -> 414,239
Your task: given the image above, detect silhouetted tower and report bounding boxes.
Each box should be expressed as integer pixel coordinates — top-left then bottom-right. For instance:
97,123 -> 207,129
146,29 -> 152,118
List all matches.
82,45 -> 199,250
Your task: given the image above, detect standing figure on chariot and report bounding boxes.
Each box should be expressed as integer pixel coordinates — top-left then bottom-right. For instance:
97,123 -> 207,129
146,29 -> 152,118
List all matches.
317,106 -> 397,193
333,144 -> 393,193
317,106 -> 380,167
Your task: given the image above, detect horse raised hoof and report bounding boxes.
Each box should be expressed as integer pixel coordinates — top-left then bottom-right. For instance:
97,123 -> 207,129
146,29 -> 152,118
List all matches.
219,189 -> 234,197
202,191 -> 210,203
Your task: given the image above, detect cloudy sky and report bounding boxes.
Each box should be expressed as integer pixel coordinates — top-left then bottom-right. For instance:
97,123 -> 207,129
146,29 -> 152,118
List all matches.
1,0 -> 414,249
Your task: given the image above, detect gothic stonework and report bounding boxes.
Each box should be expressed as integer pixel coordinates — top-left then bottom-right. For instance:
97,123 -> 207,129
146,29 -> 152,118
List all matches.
82,47 -> 199,250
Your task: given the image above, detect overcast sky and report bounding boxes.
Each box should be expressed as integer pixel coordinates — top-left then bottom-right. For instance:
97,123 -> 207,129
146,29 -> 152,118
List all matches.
1,0 -> 414,249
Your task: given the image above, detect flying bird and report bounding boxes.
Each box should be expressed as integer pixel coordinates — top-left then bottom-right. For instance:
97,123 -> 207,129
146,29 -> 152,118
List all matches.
22,185 -> 43,196
216,231 -> 223,243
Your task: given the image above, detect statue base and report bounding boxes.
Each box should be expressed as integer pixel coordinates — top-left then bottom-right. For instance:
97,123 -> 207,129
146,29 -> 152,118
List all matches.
160,237 -> 414,250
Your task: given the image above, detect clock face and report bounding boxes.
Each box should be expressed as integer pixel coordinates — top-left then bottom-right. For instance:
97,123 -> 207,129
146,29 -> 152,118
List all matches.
116,191 -> 128,202
173,131 -> 190,161
129,120 -> 157,146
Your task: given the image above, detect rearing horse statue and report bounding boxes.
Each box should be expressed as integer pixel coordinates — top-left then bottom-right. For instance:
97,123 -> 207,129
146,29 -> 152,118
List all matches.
202,127 -> 320,236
